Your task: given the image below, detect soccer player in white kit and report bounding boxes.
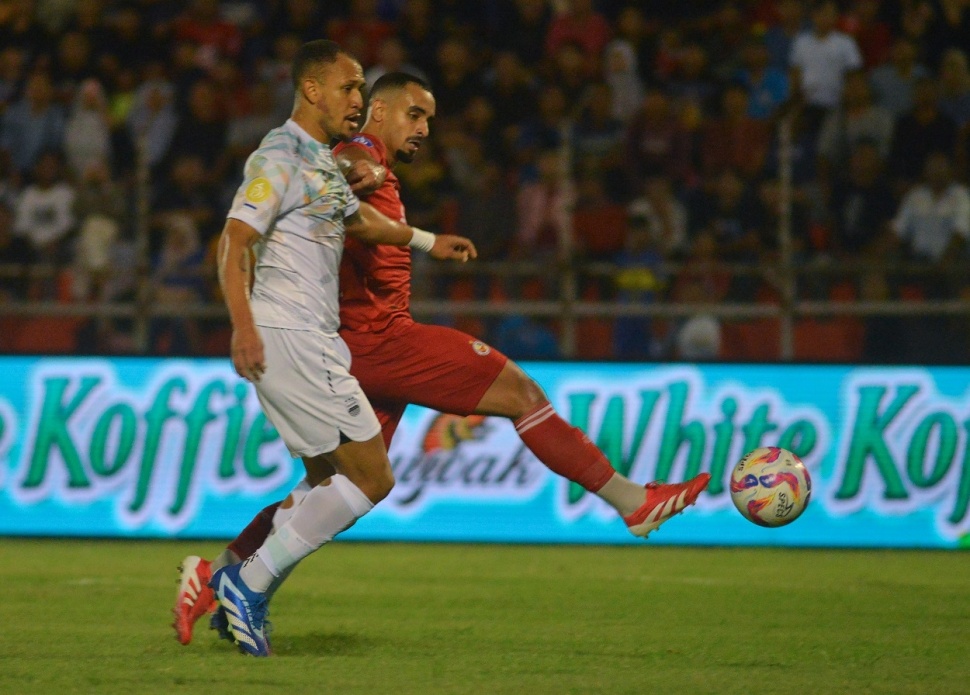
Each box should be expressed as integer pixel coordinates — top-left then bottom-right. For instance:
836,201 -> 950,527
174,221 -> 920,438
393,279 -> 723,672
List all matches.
209,40 -> 476,657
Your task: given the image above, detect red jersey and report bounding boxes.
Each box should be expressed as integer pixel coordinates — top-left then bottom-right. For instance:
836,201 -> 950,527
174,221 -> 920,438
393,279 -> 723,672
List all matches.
334,133 -> 413,333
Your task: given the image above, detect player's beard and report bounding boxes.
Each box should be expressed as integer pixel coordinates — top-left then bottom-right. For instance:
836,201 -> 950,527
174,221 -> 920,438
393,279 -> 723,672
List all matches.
336,122 -> 360,143
396,149 -> 415,163
338,113 -> 363,142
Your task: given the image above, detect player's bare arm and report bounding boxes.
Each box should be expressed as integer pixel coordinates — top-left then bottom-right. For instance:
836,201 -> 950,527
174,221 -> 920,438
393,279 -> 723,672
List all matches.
345,202 -> 478,261
337,147 -> 387,197
218,218 -> 265,382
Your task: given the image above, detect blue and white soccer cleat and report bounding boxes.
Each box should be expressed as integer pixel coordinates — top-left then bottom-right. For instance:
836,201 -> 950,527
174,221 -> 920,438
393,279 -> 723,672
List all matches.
209,563 -> 271,657
209,604 -> 233,642
210,602 -> 273,645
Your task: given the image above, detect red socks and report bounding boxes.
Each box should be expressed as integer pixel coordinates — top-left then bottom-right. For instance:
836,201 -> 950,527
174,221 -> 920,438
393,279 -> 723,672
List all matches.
227,501 -> 280,560
514,402 -> 615,492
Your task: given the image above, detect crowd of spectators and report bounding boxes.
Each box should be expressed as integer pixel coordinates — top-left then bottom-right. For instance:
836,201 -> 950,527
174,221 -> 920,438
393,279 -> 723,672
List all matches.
1,0 -> 969,362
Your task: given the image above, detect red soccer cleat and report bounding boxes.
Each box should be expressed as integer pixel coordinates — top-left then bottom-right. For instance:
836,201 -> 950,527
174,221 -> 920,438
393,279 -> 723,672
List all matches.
172,555 -> 217,645
623,473 -> 711,538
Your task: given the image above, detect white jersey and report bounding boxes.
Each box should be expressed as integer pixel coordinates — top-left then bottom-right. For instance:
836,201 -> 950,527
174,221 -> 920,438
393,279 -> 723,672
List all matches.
227,119 -> 360,336
790,31 -> 862,109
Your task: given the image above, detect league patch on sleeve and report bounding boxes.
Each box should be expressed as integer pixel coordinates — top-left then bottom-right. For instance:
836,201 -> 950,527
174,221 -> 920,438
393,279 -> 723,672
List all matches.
245,177 -> 272,203
351,135 -> 374,148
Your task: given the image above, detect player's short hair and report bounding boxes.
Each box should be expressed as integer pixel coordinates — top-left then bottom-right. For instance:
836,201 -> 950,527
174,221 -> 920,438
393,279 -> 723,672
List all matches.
369,72 -> 432,104
291,39 -> 346,88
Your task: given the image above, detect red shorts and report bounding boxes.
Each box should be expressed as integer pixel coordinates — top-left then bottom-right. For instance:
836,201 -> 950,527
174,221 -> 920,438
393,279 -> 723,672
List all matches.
340,321 -> 509,447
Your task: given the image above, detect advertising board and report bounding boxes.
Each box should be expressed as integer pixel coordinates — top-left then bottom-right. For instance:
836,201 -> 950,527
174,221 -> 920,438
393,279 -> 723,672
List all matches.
1,358 -> 967,548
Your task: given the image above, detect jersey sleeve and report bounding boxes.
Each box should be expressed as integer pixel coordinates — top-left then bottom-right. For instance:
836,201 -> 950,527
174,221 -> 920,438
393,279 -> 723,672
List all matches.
227,150 -> 294,235
335,135 -> 379,219
334,134 -> 382,165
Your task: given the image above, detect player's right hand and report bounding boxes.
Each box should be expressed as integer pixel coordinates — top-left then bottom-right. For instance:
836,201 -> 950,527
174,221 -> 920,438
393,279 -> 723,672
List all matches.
341,159 -> 386,197
430,234 -> 478,262
231,327 -> 266,382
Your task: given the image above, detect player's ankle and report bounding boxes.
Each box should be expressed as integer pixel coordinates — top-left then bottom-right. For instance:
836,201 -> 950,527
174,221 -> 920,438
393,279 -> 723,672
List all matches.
212,548 -> 240,573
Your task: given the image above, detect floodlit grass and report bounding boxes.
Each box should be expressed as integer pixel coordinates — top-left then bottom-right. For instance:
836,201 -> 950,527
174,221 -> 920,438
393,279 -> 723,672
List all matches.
2,539 -> 968,694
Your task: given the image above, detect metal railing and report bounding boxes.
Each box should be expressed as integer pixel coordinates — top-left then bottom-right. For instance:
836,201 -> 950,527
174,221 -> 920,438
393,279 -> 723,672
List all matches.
2,256 -> 969,359
3,119 -> 968,360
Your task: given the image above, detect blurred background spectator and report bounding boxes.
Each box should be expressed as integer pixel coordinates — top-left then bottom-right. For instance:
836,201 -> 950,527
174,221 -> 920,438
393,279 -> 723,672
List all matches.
816,69 -> 894,180
0,200 -> 37,300
869,37 -> 928,118
735,37 -> 789,121
14,150 -> 75,265
149,211 -> 207,355
0,0 -> 966,362
790,0 -> 862,129
2,72 -> 65,179
64,78 -> 112,178
891,152 -> 969,266
939,47 -> 970,127
888,76 -> 958,188
828,139 -> 896,258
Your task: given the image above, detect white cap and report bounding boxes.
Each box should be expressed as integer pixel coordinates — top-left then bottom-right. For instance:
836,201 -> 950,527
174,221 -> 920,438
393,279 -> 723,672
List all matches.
676,314 -> 721,360
77,214 -> 119,272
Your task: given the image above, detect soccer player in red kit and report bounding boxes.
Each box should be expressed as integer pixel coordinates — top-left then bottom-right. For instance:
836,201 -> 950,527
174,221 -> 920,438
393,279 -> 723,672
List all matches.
173,72 -> 710,646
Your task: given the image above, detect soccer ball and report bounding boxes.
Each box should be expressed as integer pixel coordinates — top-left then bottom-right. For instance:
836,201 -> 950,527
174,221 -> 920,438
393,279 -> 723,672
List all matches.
730,447 -> 811,527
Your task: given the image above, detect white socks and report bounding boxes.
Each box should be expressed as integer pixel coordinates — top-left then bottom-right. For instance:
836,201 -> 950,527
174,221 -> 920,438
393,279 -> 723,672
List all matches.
596,473 -> 648,517
272,478 -> 312,529
211,547 -> 238,574
210,479 -> 313,574
239,475 -> 373,593
264,478 -> 311,599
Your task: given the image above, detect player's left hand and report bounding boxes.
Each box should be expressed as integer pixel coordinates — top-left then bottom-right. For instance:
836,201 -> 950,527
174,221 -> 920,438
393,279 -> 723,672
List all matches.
430,234 -> 478,262
342,160 -> 386,196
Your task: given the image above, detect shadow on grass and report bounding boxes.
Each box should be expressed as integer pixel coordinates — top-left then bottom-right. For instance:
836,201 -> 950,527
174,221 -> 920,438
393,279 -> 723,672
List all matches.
269,631 -> 379,657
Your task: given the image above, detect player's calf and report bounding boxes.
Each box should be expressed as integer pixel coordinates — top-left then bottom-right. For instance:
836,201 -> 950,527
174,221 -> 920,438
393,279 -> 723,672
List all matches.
317,437 -> 395,504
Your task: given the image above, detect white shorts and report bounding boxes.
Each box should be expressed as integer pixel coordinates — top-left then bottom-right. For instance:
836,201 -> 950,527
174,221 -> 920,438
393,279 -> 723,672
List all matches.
252,326 -> 381,458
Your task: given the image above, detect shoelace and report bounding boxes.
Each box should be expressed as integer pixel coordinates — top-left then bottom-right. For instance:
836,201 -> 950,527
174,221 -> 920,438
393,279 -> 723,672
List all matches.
252,597 -> 270,634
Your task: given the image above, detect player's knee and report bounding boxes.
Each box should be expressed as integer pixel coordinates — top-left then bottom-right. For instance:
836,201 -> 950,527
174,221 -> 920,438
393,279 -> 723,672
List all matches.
510,375 -> 548,418
357,464 -> 395,503
373,465 -> 395,501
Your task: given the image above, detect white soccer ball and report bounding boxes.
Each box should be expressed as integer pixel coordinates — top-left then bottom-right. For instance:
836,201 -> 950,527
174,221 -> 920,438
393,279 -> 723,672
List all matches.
730,447 -> 811,527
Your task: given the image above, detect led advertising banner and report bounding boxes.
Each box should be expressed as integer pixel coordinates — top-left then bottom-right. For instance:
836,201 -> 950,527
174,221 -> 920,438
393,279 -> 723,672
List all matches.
0,357 -> 967,548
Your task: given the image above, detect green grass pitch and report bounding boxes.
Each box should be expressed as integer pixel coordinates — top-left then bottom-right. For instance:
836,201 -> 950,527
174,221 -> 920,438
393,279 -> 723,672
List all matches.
2,539 -> 967,695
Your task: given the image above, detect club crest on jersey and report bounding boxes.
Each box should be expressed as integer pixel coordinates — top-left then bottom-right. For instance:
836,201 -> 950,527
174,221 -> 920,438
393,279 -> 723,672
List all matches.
470,340 -> 491,356
351,135 -> 373,148
344,396 -> 361,417
245,177 -> 272,203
